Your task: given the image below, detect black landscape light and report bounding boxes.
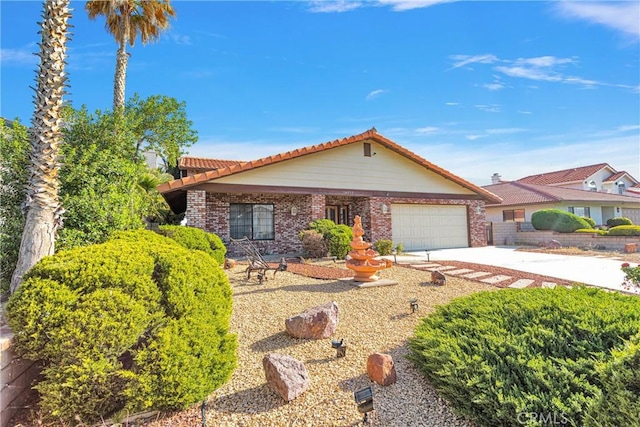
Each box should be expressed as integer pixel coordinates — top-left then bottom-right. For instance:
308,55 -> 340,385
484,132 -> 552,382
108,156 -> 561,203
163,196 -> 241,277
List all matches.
410,298 -> 419,313
354,386 -> 374,423
331,338 -> 346,358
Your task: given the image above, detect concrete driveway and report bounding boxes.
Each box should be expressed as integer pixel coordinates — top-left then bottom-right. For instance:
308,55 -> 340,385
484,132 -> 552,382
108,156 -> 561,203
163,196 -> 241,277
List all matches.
393,246 -> 635,294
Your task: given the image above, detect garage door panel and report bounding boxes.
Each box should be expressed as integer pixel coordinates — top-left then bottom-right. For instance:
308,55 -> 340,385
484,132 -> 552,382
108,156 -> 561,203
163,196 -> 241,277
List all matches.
392,204 -> 468,250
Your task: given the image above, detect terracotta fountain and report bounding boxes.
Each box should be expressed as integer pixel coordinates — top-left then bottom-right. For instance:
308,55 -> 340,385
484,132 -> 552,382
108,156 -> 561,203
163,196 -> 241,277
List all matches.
346,215 -> 392,282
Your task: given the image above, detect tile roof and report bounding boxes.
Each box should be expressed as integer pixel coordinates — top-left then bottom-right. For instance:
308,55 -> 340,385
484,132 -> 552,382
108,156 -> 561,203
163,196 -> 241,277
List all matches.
603,171 -> 639,184
483,181 -> 640,206
158,128 -> 502,203
178,157 -> 245,171
517,163 -> 611,185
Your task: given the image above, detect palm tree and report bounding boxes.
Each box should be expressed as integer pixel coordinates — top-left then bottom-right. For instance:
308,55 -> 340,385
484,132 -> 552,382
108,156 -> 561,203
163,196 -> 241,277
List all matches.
10,0 -> 71,293
85,0 -> 175,110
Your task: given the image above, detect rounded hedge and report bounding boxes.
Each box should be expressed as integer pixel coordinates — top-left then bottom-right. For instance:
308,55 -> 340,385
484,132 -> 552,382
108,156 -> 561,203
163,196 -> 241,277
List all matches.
373,239 -> 394,256
156,225 -> 226,265
607,217 -> 633,227
6,230 -> 236,423
409,287 -> 640,427
582,216 -> 596,228
608,225 -> 640,236
327,224 -> 353,259
531,209 -> 592,232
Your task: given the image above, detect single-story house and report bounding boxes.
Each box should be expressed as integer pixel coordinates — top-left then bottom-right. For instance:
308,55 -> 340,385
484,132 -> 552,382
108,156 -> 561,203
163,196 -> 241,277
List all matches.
483,181 -> 640,226
159,128 -> 502,255
508,162 -> 640,197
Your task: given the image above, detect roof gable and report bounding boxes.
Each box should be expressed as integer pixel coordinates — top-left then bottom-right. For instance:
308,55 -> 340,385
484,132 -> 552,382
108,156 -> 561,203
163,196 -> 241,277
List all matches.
159,129 -> 502,203
517,163 -> 613,185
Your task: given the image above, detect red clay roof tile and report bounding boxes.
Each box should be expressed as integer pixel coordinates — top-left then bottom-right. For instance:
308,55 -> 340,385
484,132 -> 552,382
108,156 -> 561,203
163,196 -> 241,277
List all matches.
517,163 -> 611,185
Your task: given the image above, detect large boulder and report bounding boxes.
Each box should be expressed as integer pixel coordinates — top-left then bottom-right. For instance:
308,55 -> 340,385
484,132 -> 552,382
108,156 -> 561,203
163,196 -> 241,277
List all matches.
367,352 -> 397,386
431,270 -> 446,286
285,301 -> 339,339
262,353 -> 309,401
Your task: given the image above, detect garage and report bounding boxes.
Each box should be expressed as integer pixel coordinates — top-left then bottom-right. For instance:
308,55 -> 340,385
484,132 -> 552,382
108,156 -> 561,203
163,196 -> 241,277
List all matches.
391,204 -> 469,250
621,208 -> 640,225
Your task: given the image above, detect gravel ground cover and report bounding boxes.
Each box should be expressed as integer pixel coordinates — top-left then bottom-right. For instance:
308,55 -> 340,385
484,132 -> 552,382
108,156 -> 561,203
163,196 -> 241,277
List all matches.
144,263 -> 494,427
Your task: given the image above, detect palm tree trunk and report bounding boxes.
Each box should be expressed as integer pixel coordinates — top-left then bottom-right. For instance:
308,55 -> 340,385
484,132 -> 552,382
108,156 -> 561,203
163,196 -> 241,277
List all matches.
10,0 -> 70,293
113,40 -> 128,110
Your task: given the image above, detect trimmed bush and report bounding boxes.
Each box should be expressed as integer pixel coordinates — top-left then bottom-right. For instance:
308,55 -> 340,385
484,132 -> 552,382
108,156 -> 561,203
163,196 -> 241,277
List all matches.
575,228 -> 608,236
308,219 -> 337,238
326,224 -> 353,259
584,335 -> 640,427
607,217 -> 633,227
298,230 -> 327,258
374,239 -> 394,256
582,216 -> 596,228
409,287 -> 640,427
531,209 -> 592,232
608,225 -> 640,236
6,230 -> 236,423
156,225 -> 226,265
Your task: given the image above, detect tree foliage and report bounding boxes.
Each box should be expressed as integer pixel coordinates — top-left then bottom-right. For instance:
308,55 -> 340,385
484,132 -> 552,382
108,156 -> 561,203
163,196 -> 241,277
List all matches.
0,120 -> 30,292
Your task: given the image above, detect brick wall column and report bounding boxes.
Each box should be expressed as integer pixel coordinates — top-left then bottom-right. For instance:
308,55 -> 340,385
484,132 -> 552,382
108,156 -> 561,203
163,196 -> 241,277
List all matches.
310,194 -> 325,221
185,190 -> 207,230
468,201 -> 488,247
369,196 -> 392,242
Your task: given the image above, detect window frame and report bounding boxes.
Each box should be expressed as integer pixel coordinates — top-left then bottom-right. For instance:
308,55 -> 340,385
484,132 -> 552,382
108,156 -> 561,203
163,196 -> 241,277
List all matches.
229,203 -> 275,240
502,209 -> 525,222
568,206 -> 591,217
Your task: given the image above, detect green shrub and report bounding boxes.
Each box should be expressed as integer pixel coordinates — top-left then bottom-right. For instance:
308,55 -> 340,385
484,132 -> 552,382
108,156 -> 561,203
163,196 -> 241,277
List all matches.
6,230 -> 236,423
374,239 -> 394,255
531,209 -> 592,232
298,230 -> 327,258
326,224 -> 353,259
608,225 -> 640,236
156,225 -> 226,265
582,216 -> 596,228
409,287 -> 640,427
607,217 -> 633,227
584,334 -> 640,427
309,219 -> 337,239
575,228 -> 608,236
621,263 -> 640,292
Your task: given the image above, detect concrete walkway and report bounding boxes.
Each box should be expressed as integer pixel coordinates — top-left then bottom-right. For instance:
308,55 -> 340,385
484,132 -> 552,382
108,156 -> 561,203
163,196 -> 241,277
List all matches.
390,246 -> 636,294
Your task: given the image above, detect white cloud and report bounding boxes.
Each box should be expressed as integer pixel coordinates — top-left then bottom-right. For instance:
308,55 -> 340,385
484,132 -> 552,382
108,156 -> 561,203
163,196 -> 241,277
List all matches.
445,102 -> 459,106
483,82 -> 504,91
415,126 -> 439,134
366,89 -> 388,100
465,134 -> 487,141
474,104 -> 501,113
495,65 -> 562,82
169,33 -> 192,45
448,54 -> 498,70
376,0 -> 453,11
308,1 -> 364,13
514,56 -> 576,67
0,48 -> 37,66
518,110 -> 533,115
555,1 -> 640,40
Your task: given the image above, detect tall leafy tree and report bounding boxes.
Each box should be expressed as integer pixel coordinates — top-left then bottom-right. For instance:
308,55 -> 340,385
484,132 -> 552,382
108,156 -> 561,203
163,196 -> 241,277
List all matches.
10,0 -> 71,293
85,0 -> 175,110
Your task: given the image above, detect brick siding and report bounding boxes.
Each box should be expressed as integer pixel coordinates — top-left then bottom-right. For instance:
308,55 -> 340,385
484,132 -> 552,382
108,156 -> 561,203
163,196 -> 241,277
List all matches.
187,191 -> 488,255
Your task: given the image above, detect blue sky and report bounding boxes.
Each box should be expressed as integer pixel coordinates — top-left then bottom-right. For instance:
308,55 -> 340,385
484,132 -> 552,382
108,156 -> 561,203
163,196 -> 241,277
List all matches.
2,0 -> 639,185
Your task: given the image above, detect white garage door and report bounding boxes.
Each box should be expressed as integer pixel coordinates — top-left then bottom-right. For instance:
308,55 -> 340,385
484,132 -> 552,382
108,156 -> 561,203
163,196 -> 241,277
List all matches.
391,204 -> 469,250
621,208 -> 640,225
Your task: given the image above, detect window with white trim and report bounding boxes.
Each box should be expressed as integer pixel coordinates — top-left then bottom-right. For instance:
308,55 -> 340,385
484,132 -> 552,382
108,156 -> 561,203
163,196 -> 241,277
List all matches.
568,207 -> 590,217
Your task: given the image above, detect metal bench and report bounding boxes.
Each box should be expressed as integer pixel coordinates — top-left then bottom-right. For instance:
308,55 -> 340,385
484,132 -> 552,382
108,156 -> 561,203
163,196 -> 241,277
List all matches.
230,237 -> 287,284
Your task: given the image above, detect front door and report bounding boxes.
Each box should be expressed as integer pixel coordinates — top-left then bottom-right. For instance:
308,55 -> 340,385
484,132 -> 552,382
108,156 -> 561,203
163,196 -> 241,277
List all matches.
325,205 -> 349,224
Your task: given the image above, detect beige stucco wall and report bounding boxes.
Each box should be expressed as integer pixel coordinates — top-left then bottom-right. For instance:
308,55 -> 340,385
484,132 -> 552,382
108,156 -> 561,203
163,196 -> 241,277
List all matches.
215,141 -> 476,195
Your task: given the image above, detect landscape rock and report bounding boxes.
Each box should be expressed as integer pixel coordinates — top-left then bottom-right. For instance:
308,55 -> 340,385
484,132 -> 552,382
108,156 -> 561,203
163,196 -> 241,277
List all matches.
624,243 -> 638,254
367,352 -> 397,386
431,270 -> 446,286
547,240 -> 562,249
262,353 -> 309,401
285,301 -> 339,339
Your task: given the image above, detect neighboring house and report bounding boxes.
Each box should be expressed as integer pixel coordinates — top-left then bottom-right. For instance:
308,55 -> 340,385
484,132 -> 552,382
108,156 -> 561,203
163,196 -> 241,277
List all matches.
159,128 -> 502,255
484,180 -> 640,226
512,163 -> 640,196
